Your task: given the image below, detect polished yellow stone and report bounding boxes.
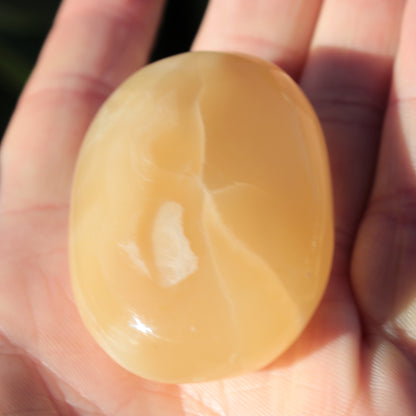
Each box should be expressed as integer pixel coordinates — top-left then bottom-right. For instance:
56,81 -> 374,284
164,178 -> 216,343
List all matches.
69,52 -> 334,383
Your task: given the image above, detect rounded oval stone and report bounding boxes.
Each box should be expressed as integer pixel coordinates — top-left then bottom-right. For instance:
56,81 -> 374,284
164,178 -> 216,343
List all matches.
69,52 -> 334,383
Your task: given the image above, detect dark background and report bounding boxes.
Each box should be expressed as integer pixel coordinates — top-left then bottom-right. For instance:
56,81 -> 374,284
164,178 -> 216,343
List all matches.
0,0 -> 208,137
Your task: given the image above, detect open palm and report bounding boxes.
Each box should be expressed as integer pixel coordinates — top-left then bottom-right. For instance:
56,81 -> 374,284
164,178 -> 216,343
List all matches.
1,0 -> 416,414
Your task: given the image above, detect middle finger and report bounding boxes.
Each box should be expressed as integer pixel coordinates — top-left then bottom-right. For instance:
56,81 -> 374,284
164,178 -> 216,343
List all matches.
193,0 -> 323,78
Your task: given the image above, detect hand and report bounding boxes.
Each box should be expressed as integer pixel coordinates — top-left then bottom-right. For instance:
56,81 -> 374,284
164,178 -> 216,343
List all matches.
1,0 -> 415,414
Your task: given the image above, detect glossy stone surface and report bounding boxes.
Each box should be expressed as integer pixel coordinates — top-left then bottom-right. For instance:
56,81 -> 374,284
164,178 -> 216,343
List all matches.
70,52 -> 334,383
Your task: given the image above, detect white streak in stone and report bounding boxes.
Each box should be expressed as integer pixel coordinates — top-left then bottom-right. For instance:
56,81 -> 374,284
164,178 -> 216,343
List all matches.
152,201 -> 198,287
118,240 -> 150,276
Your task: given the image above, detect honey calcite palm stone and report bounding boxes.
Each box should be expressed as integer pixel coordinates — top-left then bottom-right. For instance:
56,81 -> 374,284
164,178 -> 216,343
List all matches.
70,52 -> 334,383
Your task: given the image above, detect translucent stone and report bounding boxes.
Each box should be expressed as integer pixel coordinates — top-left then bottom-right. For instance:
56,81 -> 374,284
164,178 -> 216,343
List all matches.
69,52 -> 334,383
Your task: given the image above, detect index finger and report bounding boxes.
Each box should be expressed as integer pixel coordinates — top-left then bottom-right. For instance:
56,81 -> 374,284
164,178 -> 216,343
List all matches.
1,0 -> 165,212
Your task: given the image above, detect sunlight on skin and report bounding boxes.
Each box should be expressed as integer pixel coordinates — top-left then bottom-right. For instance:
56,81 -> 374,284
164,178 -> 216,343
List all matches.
0,0 -> 416,415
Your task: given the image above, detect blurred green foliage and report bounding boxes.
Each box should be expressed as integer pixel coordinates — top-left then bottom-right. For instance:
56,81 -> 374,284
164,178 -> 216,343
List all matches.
0,0 -> 207,137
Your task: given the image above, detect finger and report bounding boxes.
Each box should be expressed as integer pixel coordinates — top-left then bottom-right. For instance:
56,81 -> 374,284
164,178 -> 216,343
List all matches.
352,0 -> 416,357
1,0 -> 165,211
300,0 -> 405,270
192,0 -> 323,77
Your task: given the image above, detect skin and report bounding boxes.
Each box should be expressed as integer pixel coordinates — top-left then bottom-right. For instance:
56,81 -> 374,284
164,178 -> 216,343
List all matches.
0,0 -> 416,414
